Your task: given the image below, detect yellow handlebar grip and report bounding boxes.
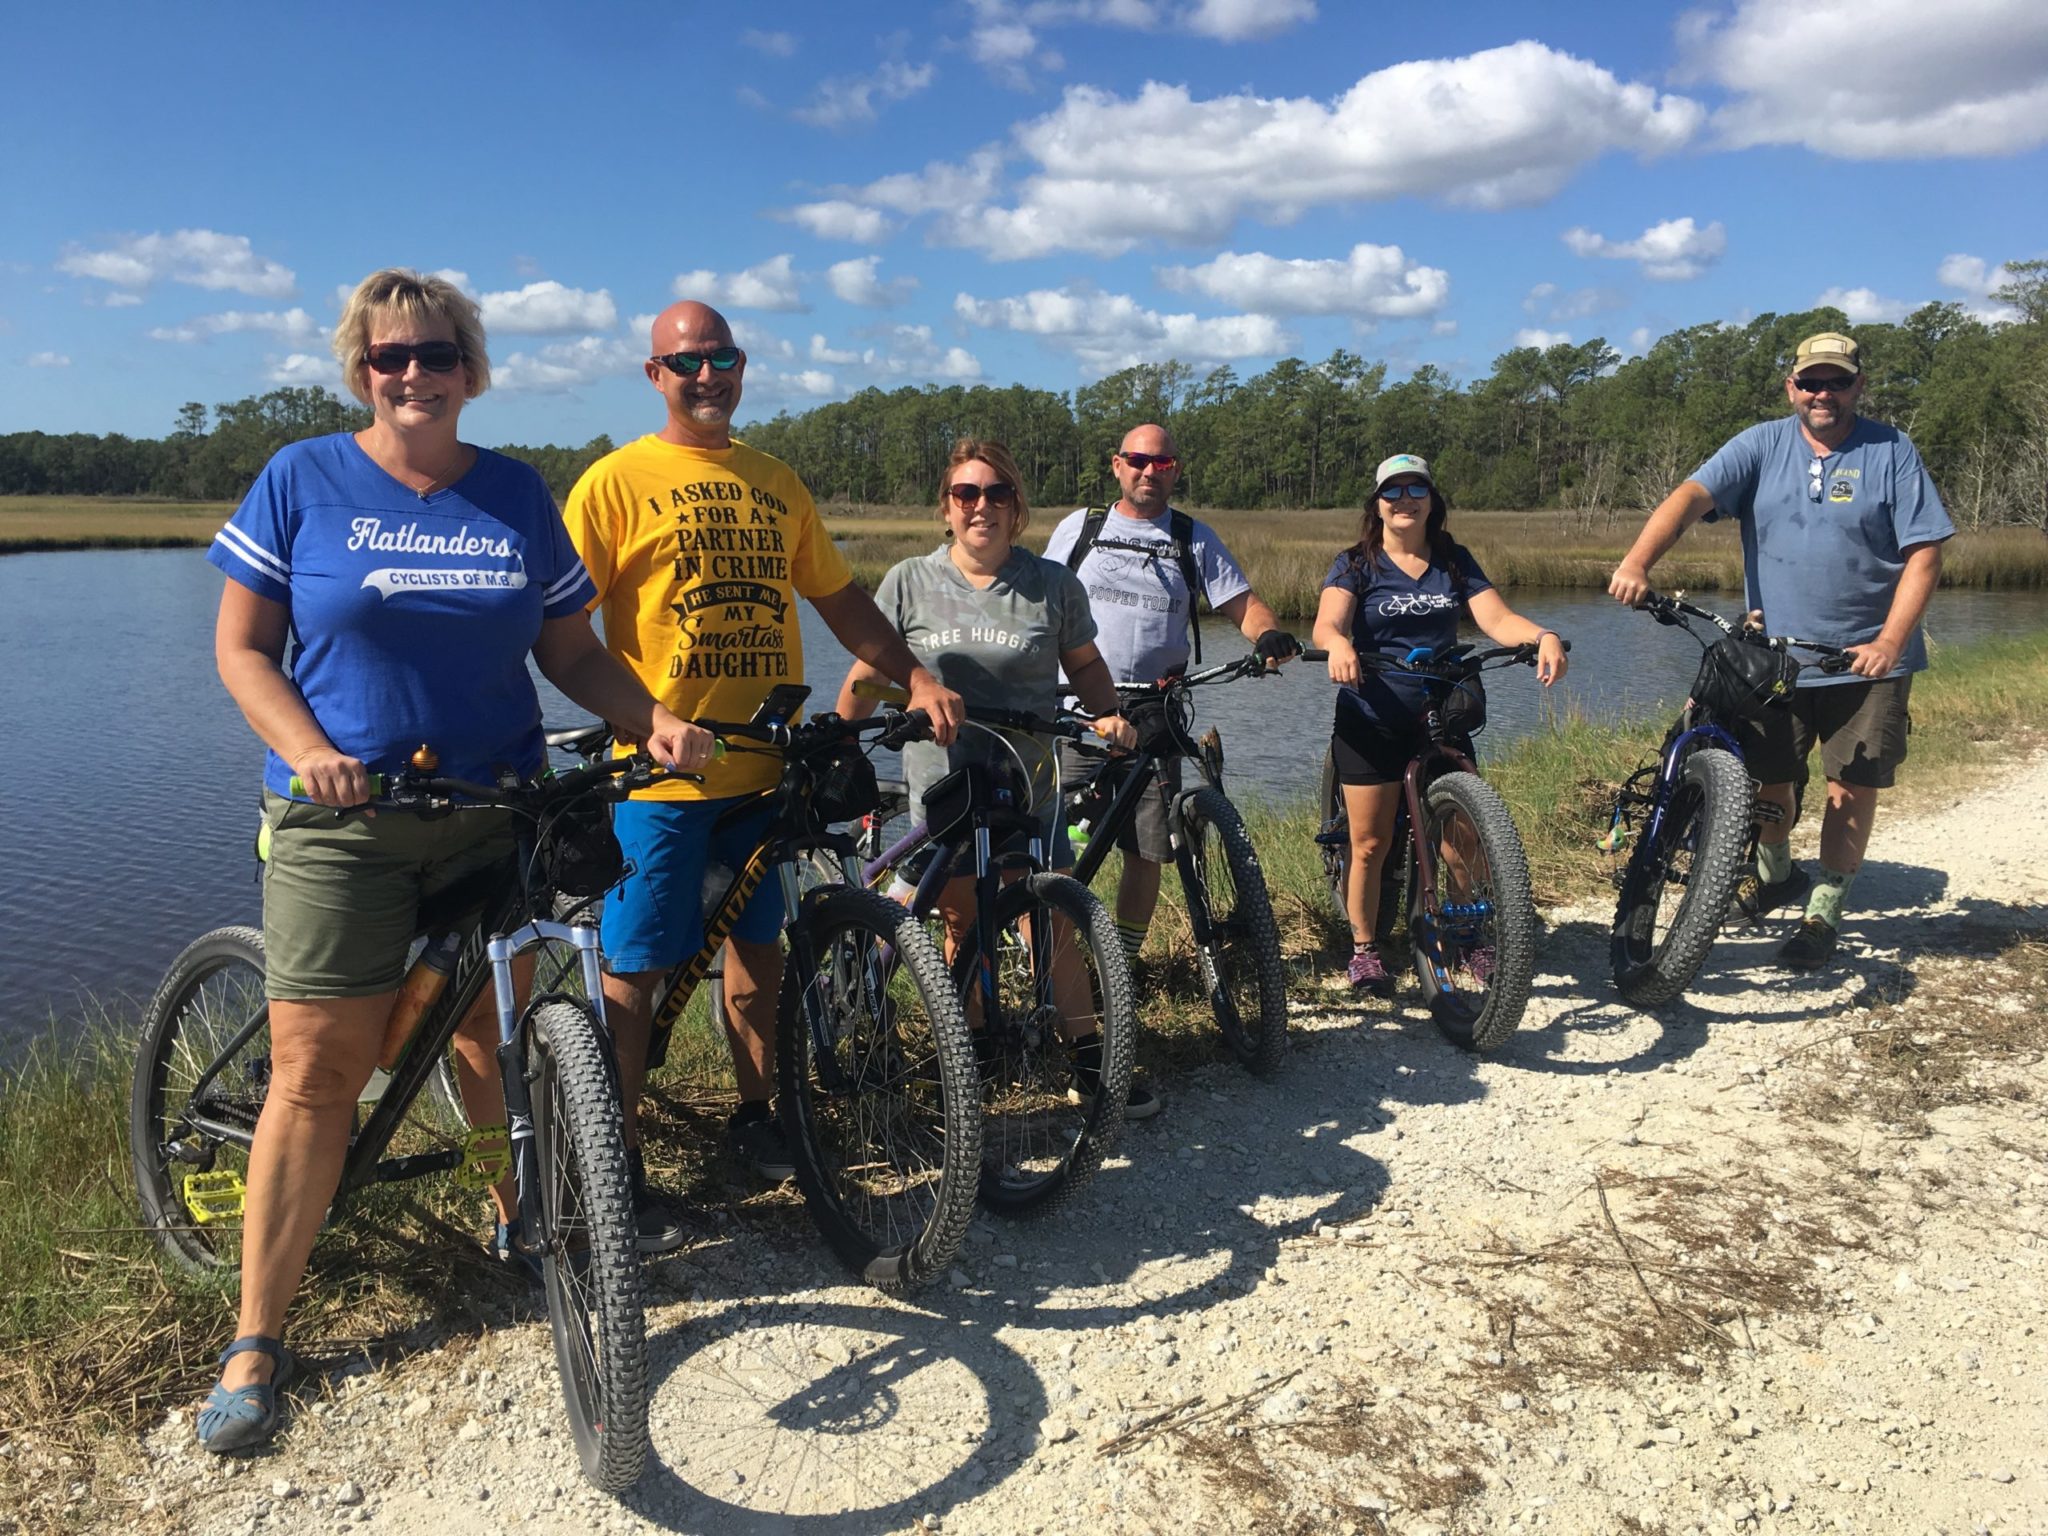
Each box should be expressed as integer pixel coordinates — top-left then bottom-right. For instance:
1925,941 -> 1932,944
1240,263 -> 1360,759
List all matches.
852,679 -> 912,706
288,772 -> 385,798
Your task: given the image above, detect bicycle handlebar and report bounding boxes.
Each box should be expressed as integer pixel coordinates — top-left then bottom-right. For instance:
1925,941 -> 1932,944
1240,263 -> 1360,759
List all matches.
1638,591 -> 1854,670
701,708 -> 934,754
289,752 -> 684,813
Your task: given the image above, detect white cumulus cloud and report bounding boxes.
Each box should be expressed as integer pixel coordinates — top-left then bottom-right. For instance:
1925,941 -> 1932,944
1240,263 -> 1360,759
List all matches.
783,201 -> 896,244
58,229 -> 296,298
494,335 -> 642,394
268,353 -> 334,386
827,256 -> 918,308
795,60 -> 934,128
672,255 -> 806,313
1158,244 -> 1448,317
148,307 -> 324,345
478,281 -> 617,335
740,29 -> 797,56
1680,0 -> 2048,158
955,286 -> 1289,373
1184,0 -> 1315,41
26,351 -> 71,368
1563,217 -> 1726,280
1513,328 -> 1574,348
1937,253 -> 2016,301
933,43 -> 1700,258
1815,286 -> 1916,324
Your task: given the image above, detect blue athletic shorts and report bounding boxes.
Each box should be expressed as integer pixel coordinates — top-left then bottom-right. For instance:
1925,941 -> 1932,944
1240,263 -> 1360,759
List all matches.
601,797 -> 785,972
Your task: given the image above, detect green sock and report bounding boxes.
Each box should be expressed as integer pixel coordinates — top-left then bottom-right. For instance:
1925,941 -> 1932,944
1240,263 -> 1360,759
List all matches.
1807,866 -> 1854,928
1757,839 -> 1793,885
1116,920 -> 1147,966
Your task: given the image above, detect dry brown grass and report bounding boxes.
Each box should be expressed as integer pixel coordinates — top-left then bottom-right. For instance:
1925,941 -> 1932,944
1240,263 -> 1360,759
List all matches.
0,496 -> 230,552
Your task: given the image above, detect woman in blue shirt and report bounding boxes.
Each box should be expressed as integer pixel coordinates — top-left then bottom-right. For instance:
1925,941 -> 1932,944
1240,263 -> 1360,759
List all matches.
199,269 -> 702,1452
1311,454 -> 1566,995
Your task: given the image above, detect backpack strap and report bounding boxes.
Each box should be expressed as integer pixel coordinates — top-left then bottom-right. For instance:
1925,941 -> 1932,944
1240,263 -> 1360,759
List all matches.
1065,504 -> 1210,665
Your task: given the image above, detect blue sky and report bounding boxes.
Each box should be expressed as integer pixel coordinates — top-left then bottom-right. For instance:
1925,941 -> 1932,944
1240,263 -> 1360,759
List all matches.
4,0 -> 2045,447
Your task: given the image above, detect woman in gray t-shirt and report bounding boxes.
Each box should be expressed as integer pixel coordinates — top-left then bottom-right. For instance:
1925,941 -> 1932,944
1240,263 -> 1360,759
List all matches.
836,438 -> 1134,912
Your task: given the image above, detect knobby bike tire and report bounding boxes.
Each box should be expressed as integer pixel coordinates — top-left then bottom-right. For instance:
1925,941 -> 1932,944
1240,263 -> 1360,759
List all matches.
1408,772 -> 1536,1054
1180,785 -> 1288,1075
1317,746 -> 1403,946
1610,746 -> 1754,1009
527,1000 -> 649,1491
953,873 -> 1136,1220
777,884 -> 981,1292
130,926 -> 270,1275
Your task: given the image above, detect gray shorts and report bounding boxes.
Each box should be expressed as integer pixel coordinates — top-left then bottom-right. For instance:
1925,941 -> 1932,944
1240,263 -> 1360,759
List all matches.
1735,676 -> 1912,790
1057,745 -> 1181,864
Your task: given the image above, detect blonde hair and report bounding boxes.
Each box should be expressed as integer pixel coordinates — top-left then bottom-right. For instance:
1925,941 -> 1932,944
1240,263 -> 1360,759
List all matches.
938,438 -> 1031,536
332,268 -> 490,404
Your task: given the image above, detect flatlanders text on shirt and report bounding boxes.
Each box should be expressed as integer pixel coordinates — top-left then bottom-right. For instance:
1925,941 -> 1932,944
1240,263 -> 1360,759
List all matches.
347,517 -> 514,559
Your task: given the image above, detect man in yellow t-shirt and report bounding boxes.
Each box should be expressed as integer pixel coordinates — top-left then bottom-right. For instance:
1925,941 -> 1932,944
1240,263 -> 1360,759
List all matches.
562,299 -> 961,1250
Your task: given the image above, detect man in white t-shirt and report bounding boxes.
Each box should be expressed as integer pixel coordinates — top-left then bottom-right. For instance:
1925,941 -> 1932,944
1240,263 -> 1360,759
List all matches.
1043,423 -> 1300,1115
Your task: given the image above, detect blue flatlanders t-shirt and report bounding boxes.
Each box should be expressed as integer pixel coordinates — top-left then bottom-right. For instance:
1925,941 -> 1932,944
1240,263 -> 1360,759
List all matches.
1692,415 -> 1954,687
1322,543 -> 1494,730
208,433 -> 598,796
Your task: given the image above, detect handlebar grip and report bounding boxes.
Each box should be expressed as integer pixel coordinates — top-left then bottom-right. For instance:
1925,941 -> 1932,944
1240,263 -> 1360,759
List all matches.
1819,654 -> 1853,674
852,679 -> 912,706
1300,648 -> 1330,661
289,772 -> 384,798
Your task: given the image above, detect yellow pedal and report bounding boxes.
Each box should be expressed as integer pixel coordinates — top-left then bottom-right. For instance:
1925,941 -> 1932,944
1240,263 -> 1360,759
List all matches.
183,1169 -> 246,1224
453,1123 -> 511,1192
1596,825 -> 1629,853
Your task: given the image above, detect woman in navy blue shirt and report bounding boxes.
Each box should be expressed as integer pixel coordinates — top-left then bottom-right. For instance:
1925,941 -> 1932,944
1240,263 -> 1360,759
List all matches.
199,269 -> 703,1453
1311,454 -> 1566,995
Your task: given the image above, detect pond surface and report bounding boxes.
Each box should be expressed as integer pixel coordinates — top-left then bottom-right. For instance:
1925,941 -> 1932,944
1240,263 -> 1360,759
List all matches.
4,547 -> 2043,1059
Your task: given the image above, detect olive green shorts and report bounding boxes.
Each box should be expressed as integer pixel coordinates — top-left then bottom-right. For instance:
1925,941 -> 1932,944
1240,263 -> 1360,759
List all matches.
259,790 -> 518,1000
1735,676 -> 1912,790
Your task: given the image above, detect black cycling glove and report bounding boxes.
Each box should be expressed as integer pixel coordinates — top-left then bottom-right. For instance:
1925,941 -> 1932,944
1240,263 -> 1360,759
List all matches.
1254,629 -> 1303,665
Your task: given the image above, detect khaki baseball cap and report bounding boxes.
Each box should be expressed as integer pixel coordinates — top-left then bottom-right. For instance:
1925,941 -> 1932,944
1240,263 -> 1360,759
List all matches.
1372,453 -> 1433,492
1793,332 -> 1861,377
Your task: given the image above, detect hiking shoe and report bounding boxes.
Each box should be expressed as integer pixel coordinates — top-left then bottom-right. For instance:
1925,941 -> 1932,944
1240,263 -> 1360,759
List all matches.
727,1113 -> 796,1183
1347,947 -> 1395,999
1777,915 -> 1839,971
632,1186 -> 689,1256
1121,1078 -> 1162,1122
491,1221 -> 546,1285
1066,1036 -> 1161,1121
1727,866 -> 1812,926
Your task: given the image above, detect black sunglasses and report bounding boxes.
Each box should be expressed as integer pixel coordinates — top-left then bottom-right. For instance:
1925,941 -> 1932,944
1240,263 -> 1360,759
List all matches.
364,341 -> 462,375
1120,451 -> 1178,473
947,482 -> 1017,509
653,346 -> 742,376
1794,372 -> 1857,394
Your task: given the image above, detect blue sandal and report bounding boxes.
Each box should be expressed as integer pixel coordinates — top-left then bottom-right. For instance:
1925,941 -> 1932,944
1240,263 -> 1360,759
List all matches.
197,1334 -> 296,1453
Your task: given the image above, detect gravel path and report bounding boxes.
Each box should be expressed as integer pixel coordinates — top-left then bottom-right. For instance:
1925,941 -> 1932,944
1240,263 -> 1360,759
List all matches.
120,758 -> 2048,1536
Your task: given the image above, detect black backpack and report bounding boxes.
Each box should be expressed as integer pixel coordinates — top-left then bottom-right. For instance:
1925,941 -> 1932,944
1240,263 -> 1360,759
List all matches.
1061,505 -> 1211,663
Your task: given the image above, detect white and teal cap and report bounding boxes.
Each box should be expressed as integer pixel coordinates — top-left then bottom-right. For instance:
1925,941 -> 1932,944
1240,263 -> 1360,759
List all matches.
1372,453 -> 1433,494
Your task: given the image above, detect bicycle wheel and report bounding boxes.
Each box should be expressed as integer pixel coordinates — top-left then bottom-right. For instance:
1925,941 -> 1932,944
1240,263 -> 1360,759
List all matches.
778,885 -> 980,1291
1315,747 -> 1347,924
1179,786 -> 1288,1075
1611,746 -> 1754,1009
525,999 -> 649,1491
954,873 -> 1135,1219
130,926 -> 269,1275
1406,773 -> 1536,1054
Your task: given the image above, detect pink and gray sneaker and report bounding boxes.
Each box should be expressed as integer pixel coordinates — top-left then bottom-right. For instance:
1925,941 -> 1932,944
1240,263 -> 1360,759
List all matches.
1462,944 -> 1497,985
1348,946 -> 1395,998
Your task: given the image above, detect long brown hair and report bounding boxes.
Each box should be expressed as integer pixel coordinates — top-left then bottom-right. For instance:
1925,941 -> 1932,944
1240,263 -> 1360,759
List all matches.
1347,483 -> 1466,599
936,438 -> 1032,536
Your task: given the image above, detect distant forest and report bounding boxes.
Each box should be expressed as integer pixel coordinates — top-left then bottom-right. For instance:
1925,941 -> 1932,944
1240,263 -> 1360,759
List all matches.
5,261 -> 2042,531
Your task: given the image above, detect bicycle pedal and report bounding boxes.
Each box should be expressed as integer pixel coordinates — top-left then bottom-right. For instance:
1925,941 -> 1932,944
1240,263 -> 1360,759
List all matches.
183,1169 -> 246,1223
453,1123 -> 512,1192
1595,825 -> 1630,853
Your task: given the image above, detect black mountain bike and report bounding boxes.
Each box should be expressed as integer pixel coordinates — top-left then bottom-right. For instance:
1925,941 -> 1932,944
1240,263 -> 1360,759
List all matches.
1602,593 -> 1851,1007
1063,652 -> 1296,1075
577,689 -> 983,1294
131,750 -> 670,1490
1312,643 -> 1556,1054
849,699 -> 1136,1219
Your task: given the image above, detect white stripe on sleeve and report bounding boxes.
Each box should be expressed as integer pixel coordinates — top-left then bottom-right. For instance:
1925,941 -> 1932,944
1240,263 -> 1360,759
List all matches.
213,523 -> 290,586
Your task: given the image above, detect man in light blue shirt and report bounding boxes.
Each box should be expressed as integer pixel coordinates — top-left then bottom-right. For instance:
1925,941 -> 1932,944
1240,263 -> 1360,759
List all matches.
1610,331 -> 1952,970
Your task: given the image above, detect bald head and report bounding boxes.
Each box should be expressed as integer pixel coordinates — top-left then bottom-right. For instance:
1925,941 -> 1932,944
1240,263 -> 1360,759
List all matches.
1111,422 -> 1181,516
649,300 -> 734,355
1119,423 -> 1177,459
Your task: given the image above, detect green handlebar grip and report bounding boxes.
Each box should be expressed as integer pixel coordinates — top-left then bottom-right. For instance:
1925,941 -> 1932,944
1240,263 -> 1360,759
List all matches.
288,772 -> 384,798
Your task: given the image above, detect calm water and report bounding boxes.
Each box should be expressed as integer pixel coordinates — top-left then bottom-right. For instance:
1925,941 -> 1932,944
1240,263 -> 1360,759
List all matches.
4,547 -> 2043,1056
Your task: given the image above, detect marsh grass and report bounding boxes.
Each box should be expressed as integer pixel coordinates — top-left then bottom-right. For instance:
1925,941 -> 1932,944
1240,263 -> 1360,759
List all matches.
0,496 -> 231,553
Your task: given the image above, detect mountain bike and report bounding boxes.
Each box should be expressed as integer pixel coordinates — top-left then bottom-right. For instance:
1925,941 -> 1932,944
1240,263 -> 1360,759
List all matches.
1060,651 -> 1296,1075
596,689 -> 982,1294
1310,642 -> 1556,1054
1601,593 -> 1852,1007
131,750 -> 671,1490
847,694 -> 1136,1218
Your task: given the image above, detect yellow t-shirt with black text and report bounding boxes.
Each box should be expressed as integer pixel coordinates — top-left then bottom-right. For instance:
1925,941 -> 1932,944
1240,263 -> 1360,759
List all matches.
561,434 -> 853,799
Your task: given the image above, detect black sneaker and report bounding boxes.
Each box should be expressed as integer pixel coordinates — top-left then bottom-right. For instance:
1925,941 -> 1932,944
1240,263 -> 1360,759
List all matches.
1727,866 -> 1812,925
627,1147 -> 689,1256
727,1114 -> 796,1183
1777,915 -> 1839,971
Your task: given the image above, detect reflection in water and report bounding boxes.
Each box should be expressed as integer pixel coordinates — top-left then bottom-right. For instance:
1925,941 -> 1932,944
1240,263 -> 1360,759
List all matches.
2,547 -> 2042,1054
